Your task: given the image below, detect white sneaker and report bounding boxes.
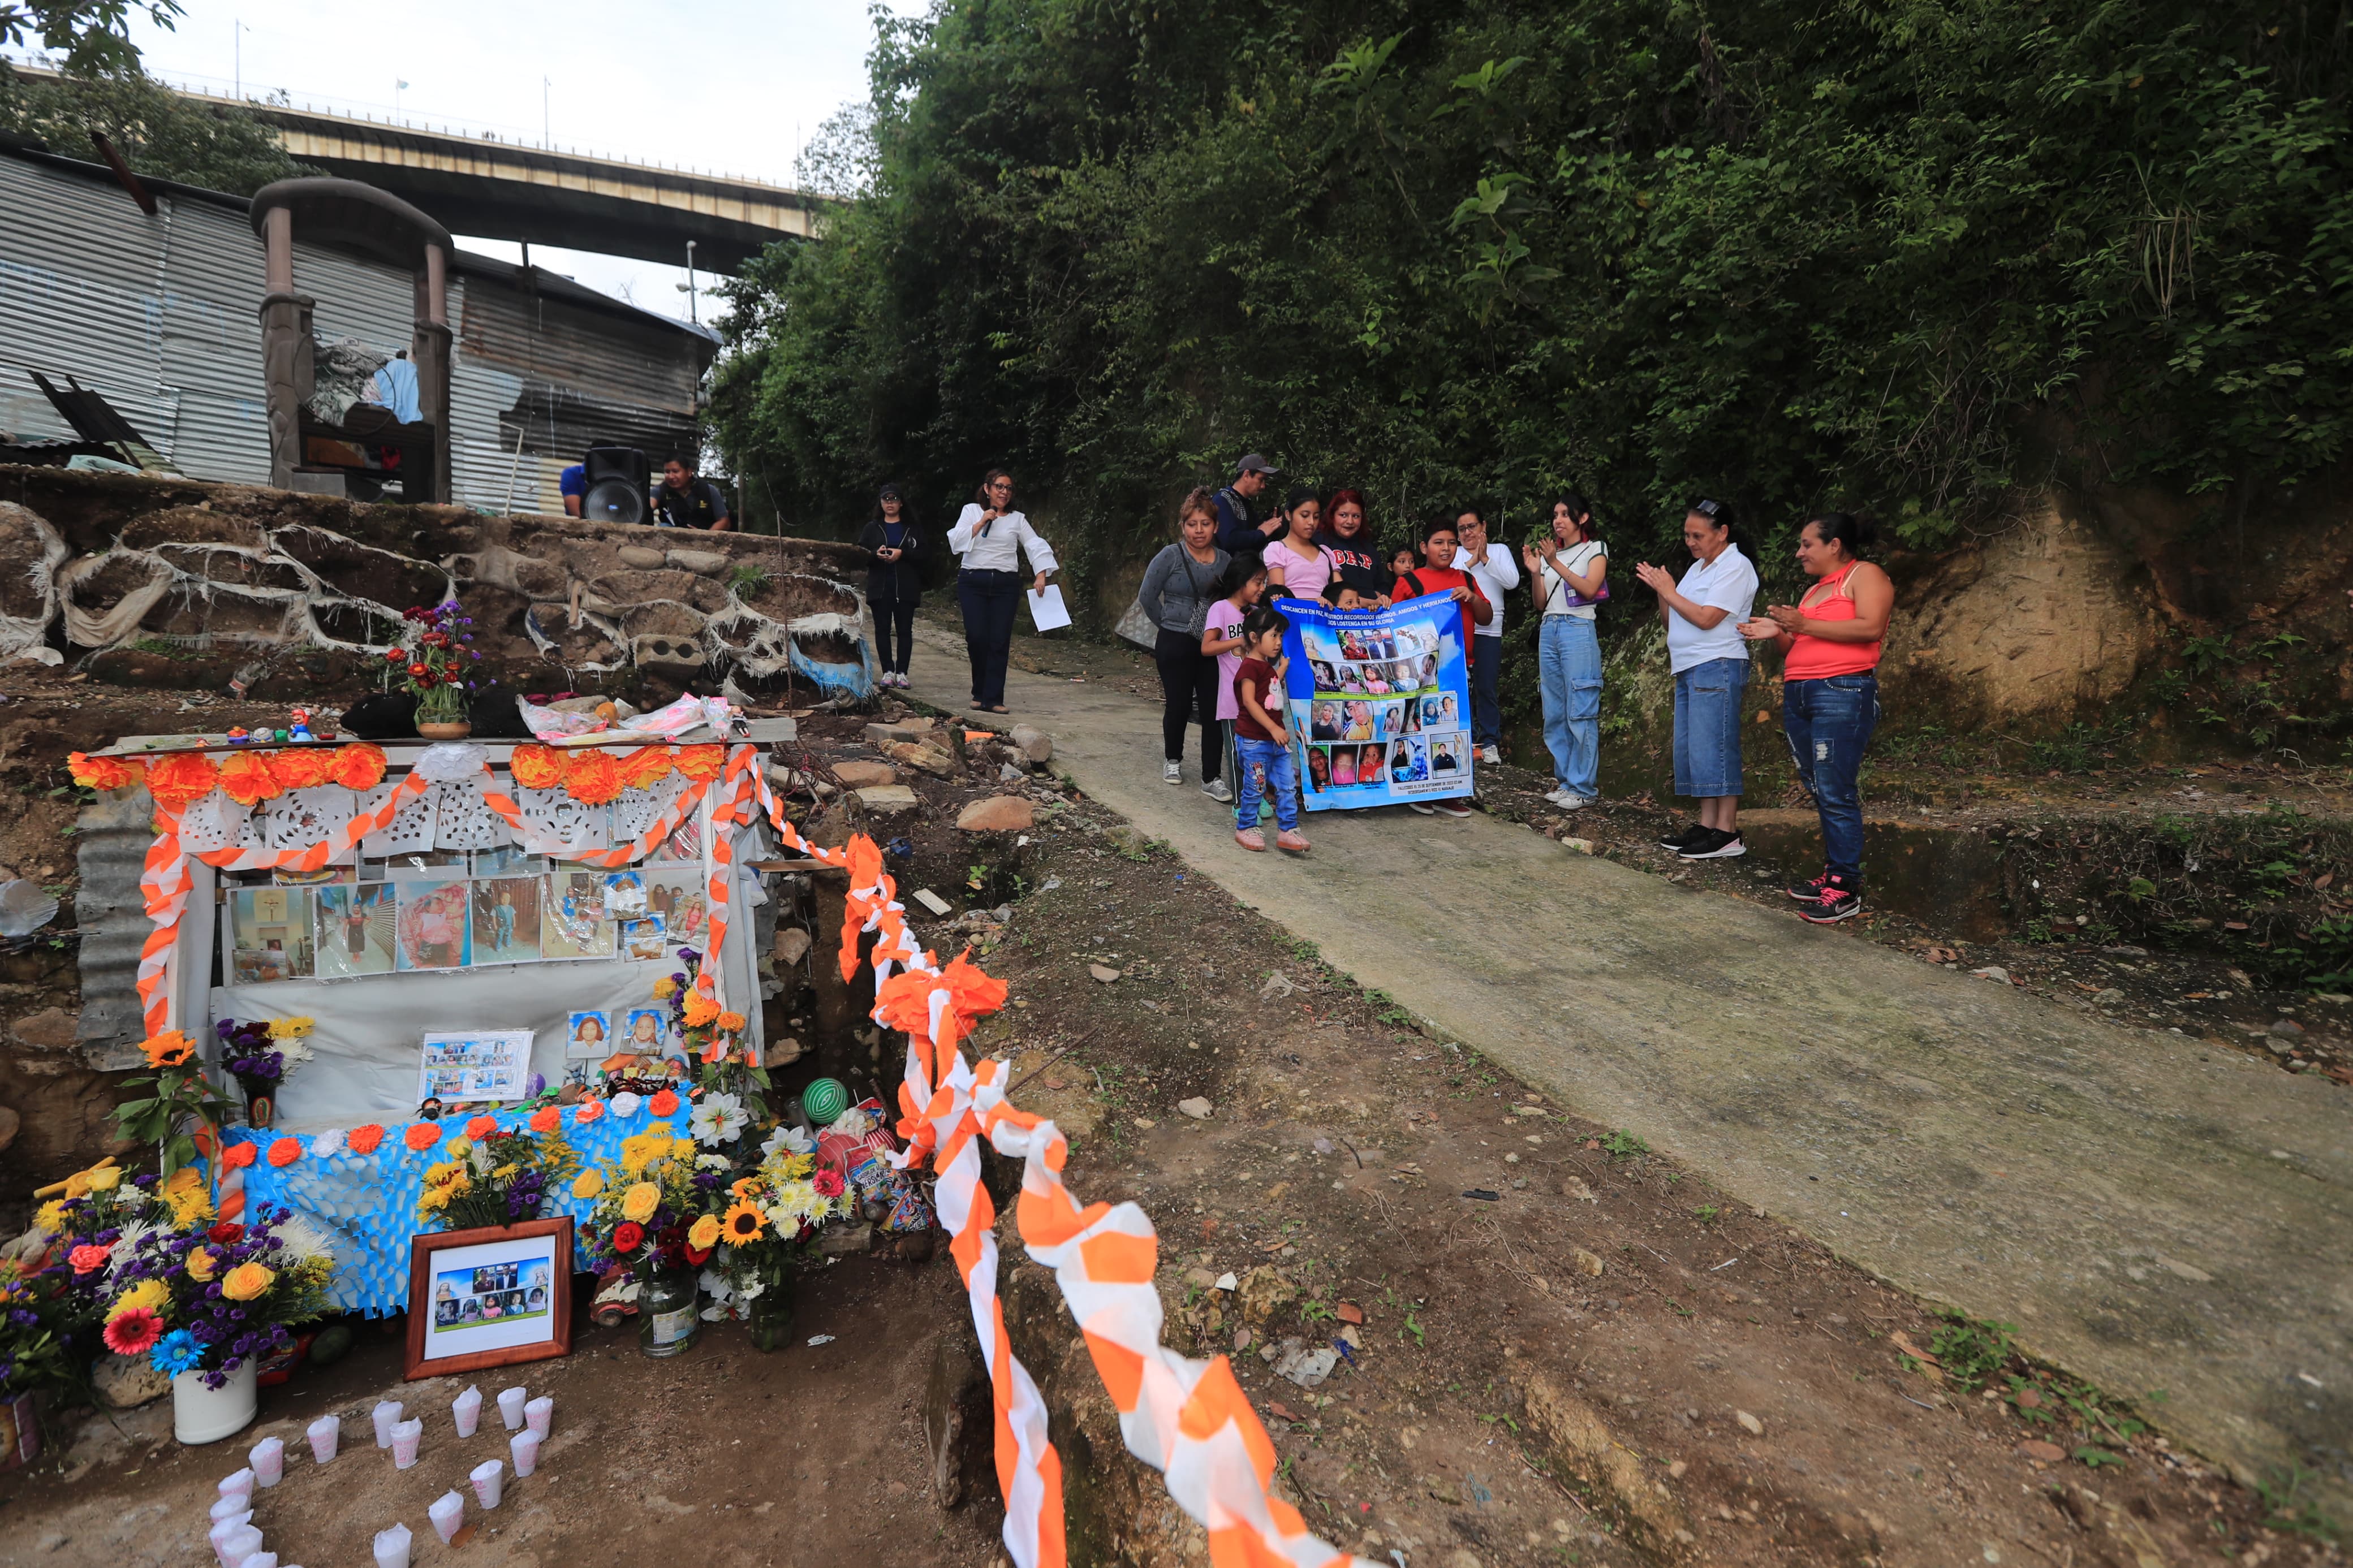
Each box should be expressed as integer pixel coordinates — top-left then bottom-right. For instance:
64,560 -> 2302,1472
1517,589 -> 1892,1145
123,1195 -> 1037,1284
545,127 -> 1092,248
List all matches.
1201,777 -> 1232,803
1545,788 -> 1591,809
1162,760 -> 1183,784
1479,745 -> 1501,764
1409,802 -> 1436,815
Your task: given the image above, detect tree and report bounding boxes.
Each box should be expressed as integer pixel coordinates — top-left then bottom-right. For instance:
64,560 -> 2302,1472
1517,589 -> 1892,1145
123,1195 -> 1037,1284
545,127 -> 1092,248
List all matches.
0,0 -> 180,76
0,66 -> 312,196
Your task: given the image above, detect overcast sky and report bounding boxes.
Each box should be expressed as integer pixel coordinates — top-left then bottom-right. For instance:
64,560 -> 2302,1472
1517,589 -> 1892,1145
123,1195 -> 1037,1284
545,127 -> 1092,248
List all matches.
112,0 -> 918,322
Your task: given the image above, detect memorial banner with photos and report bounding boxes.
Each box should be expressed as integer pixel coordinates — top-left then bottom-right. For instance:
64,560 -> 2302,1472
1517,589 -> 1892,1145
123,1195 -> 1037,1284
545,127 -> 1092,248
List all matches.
1277,590 -> 1475,810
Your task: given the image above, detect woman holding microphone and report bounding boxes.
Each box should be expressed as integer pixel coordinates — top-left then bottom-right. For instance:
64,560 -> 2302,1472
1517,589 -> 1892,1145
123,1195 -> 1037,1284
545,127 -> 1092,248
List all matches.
947,468 -> 1057,713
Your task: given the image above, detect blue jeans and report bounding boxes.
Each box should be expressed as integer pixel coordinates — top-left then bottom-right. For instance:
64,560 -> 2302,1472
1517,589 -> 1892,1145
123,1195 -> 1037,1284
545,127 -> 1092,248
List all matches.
1672,657 -> 1748,798
1233,737 -> 1299,833
956,569 -> 1023,706
1468,634 -> 1503,749
1539,615 -> 1602,798
1783,673 -> 1880,882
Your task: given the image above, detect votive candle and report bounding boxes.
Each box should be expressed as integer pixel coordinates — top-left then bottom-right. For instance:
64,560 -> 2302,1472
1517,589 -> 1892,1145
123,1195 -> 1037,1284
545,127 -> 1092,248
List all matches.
217,1524 -> 263,1567
208,1515 -> 252,1563
468,1458 -> 505,1510
523,1396 -> 552,1439
305,1414 -> 340,1464
451,1385 -> 482,1439
496,1386 -> 527,1431
371,1399 -> 403,1448
509,1431 -> 541,1477
428,1490 -> 466,1545
218,1468 -> 255,1505
370,1523 -> 411,1568
210,1496 -> 251,1524
249,1436 -> 285,1487
391,1418 -> 423,1470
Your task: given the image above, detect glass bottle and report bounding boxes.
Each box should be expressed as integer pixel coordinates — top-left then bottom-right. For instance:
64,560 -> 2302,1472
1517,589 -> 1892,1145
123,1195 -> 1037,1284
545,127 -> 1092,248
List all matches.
637,1268 -> 699,1358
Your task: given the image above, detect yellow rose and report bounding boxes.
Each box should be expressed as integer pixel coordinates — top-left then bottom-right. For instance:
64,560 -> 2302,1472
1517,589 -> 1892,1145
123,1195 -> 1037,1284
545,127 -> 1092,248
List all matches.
571,1169 -> 604,1199
651,978 -> 677,999
186,1246 -> 218,1282
620,1182 -> 661,1223
687,1214 -> 721,1252
86,1165 -> 123,1193
109,1277 -> 170,1320
221,1262 -> 275,1302
449,1137 -> 473,1159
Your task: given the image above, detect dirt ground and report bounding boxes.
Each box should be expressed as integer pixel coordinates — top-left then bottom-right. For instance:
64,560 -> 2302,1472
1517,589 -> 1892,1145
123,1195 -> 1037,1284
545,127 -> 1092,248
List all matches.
1,657 -> 2346,1566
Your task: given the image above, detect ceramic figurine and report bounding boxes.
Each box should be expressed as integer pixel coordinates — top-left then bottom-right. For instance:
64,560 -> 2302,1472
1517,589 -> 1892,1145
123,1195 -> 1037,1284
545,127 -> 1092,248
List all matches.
417,1096 -> 445,1121
226,727 -> 251,744
287,707 -> 313,742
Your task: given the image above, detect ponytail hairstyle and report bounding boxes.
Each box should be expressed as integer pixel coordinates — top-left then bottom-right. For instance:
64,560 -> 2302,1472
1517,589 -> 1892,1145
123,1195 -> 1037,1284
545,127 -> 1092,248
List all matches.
972,467 -> 1016,507
1240,604 -> 1290,645
1686,496 -> 1744,552
1549,492 -> 1597,545
1212,553 -> 1268,602
1804,511 -> 1878,560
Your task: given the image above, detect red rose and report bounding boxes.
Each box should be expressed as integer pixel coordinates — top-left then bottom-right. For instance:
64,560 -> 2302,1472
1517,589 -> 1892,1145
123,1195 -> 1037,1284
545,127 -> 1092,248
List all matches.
684,1243 -> 711,1267
208,1222 -> 245,1245
611,1221 -> 644,1253
812,1168 -> 845,1199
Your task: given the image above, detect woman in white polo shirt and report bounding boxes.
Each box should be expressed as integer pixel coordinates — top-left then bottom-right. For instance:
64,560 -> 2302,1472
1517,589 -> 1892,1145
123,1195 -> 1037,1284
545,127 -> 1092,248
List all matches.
1632,499 -> 1757,859
946,468 -> 1058,713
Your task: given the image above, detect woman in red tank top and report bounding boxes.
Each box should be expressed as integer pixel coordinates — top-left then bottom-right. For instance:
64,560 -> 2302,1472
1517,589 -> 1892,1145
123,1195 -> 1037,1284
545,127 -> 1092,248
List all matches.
1739,513 -> 1893,924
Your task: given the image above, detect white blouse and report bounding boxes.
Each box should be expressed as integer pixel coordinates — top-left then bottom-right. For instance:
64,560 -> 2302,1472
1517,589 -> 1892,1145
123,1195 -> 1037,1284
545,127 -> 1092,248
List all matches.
946,504 -> 1058,576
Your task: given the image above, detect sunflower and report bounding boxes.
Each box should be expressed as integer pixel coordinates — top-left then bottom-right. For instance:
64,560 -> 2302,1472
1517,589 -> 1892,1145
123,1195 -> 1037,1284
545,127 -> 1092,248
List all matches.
721,1201 -> 766,1243
139,1030 -> 196,1069
687,1213 -> 722,1252
620,1181 -> 661,1223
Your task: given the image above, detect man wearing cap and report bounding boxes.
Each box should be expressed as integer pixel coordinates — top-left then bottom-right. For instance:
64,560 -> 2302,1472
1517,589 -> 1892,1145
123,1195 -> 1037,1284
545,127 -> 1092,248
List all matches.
1213,453 -> 1283,557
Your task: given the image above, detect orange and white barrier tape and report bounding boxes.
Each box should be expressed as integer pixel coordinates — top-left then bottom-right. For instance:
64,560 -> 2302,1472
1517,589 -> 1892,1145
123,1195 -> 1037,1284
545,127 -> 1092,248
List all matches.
746,768 -> 1367,1568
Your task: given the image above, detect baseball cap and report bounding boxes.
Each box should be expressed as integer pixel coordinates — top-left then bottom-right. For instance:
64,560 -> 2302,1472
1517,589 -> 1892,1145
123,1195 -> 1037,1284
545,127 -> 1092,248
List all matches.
1236,453 -> 1280,477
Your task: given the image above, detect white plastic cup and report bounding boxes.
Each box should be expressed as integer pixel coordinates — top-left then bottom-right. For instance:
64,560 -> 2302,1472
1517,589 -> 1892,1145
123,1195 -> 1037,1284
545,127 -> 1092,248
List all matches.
218,1525 -> 263,1567
208,1515 -> 252,1563
249,1436 -> 285,1487
509,1431 -> 541,1477
522,1395 -> 552,1439
451,1385 -> 482,1439
210,1496 -> 252,1524
370,1523 -> 411,1568
218,1468 -> 256,1505
469,1458 -> 505,1510
305,1414 -> 340,1464
391,1418 -> 423,1470
496,1386 -> 527,1431
428,1489 -> 466,1545
371,1399 -> 403,1448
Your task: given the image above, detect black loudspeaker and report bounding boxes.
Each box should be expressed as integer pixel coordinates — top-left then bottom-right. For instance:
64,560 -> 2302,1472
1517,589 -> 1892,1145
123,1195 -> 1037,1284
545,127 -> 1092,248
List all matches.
580,445 -> 649,526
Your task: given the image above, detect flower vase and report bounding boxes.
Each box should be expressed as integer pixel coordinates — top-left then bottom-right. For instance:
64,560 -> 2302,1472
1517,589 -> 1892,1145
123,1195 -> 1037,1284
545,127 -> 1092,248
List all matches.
239,1084 -> 275,1130
172,1361 -> 258,1445
747,1273 -> 795,1353
637,1269 -> 699,1359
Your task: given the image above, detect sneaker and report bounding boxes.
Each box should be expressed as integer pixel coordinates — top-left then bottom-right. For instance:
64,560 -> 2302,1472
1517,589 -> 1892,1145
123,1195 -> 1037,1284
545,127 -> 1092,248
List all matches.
1658,822 -> 1708,850
1545,788 -> 1591,809
894,671 -> 911,688
1409,802 -> 1437,815
1201,777 -> 1233,803
1677,828 -> 1747,860
1800,882 -> 1863,923
1433,800 -> 1473,819
1234,827 -> 1266,852
1162,760 -> 1183,785
1787,870 -> 1834,902
1479,744 -> 1501,765
1276,828 -> 1310,854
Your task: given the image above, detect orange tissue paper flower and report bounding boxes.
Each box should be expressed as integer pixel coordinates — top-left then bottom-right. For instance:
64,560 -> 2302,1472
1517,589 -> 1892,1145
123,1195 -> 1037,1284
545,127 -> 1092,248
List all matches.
617,746 -> 673,791
345,1124 -> 385,1155
573,1099 -> 604,1126
327,742 -> 388,791
648,1088 -> 679,1117
673,744 -> 723,781
529,1105 -> 560,1134
508,744 -> 563,791
221,1141 -> 257,1170
68,751 -> 144,792
145,751 -> 221,811
266,1137 -> 302,1168
404,1121 -> 444,1152
465,1115 -> 499,1141
218,750 -> 285,806
265,748 -> 334,792
682,992 -> 719,1027
562,749 -> 624,805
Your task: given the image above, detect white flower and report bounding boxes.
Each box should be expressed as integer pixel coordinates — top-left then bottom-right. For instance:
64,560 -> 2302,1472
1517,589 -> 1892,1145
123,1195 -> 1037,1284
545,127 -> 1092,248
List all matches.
760,1123 -> 813,1160
310,1129 -> 345,1160
697,1267 -> 733,1302
738,1275 -> 766,1302
609,1091 -> 643,1118
689,1092 -> 748,1147
694,1154 -> 731,1171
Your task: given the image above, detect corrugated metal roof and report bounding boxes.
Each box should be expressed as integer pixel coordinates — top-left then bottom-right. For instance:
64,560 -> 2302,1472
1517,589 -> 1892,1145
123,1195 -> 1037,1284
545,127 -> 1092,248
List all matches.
74,789 -> 163,1069
0,146 -> 713,504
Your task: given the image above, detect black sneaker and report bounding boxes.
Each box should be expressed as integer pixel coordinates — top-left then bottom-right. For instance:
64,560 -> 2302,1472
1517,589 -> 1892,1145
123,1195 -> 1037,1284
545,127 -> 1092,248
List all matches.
1658,822 -> 1708,850
1678,828 -> 1747,860
1800,879 -> 1863,923
1787,870 -> 1833,901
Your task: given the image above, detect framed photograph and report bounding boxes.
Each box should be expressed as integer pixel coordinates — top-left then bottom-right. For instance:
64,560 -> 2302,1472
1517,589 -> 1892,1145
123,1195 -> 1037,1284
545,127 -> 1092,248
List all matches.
564,1010 -> 612,1058
230,888 -> 314,983
314,884 -> 395,978
469,877 -> 544,965
394,880 -> 472,971
404,1218 -> 572,1380
644,872 -> 710,949
542,871 -> 616,960
419,1029 -> 533,1104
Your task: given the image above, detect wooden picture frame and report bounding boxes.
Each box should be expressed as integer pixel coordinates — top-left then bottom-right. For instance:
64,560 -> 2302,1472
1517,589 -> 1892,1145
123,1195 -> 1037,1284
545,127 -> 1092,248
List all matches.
403,1217 -> 574,1381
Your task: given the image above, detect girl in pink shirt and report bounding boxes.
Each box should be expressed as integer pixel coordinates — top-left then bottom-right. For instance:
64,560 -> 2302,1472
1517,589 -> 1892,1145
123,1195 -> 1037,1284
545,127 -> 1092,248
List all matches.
1200,557 -> 1270,801
1261,487 -> 1335,601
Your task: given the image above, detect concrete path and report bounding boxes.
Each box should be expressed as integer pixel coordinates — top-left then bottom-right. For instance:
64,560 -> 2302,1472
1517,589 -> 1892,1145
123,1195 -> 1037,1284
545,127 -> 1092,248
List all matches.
902,624 -> 2350,1501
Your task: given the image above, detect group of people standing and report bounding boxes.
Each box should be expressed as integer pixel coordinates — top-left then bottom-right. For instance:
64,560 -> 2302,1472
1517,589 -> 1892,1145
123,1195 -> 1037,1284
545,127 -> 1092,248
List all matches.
859,453 -> 1894,922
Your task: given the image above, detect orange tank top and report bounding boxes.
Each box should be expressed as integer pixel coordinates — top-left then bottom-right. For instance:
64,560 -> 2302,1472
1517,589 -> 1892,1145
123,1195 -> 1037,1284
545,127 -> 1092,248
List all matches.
1783,563 -> 1882,680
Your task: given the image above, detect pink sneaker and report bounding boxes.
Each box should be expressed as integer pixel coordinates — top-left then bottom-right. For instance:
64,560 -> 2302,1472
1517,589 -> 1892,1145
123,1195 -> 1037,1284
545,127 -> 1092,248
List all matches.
1275,829 -> 1309,854
1234,827 -> 1266,852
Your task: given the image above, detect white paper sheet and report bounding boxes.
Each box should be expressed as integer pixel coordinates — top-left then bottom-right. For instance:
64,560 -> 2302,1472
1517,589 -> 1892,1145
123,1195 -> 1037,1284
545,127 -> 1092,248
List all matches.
1025,584 -> 1072,632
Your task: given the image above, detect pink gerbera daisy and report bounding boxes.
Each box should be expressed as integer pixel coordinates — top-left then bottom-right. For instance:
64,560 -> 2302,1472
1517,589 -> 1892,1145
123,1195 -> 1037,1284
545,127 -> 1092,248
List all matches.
102,1306 -> 164,1356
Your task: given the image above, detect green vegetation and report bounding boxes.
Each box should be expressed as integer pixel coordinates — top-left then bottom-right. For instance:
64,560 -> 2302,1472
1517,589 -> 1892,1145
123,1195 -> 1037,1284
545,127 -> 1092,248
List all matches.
2257,1466 -> 2345,1543
714,1 -> 2353,612
1927,1309 -> 2016,1391
0,61 -> 312,197
1598,1128 -> 1648,1160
